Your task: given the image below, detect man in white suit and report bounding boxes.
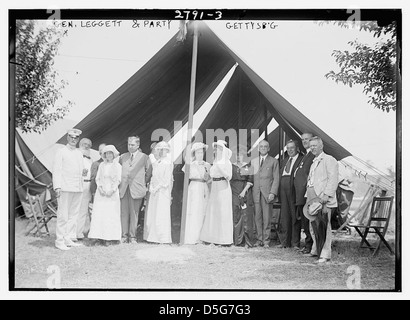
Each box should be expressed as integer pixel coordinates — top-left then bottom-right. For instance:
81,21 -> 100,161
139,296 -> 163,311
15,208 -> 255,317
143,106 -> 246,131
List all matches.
304,136 -> 339,263
52,129 -> 84,251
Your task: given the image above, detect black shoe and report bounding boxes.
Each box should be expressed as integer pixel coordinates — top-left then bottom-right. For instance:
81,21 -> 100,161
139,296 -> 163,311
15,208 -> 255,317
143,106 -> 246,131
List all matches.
300,247 -> 311,254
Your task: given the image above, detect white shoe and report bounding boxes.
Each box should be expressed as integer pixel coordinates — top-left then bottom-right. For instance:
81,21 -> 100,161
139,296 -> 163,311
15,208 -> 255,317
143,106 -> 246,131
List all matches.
55,243 -> 71,251
65,239 -> 83,247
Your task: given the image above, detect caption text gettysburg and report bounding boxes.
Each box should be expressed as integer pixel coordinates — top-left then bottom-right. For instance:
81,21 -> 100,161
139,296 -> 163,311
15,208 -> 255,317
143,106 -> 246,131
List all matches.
52,20 -> 279,30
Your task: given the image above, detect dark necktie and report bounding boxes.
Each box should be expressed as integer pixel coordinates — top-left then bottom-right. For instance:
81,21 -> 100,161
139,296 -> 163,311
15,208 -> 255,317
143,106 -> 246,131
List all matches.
130,153 -> 134,162
285,157 -> 293,174
260,157 -> 264,168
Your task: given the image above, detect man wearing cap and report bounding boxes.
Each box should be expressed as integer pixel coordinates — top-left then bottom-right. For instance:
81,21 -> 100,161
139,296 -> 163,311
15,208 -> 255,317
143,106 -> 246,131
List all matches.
119,136 -> 150,243
277,140 -> 303,249
304,136 -> 338,263
76,138 -> 93,241
52,129 -> 84,251
293,133 -> 315,254
251,140 -> 280,248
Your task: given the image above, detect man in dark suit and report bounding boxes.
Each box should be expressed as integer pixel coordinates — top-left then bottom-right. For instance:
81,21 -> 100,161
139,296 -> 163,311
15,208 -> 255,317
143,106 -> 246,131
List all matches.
89,143 -> 106,202
251,140 -> 280,248
277,140 -> 303,249
293,133 -> 315,254
119,136 -> 151,243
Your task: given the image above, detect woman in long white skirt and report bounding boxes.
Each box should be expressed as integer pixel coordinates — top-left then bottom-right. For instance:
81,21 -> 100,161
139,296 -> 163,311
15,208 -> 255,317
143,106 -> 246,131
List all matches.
200,140 -> 233,245
88,145 -> 122,246
182,142 -> 211,244
144,141 -> 173,244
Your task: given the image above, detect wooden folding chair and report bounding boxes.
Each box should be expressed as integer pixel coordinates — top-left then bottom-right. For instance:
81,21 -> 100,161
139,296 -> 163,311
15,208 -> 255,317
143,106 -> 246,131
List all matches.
348,196 -> 394,256
25,190 -> 57,237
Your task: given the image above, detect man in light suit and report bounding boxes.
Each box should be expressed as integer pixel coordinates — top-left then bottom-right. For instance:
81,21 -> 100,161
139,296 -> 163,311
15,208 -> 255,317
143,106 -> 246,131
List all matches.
277,140 -> 303,249
52,129 -> 84,251
251,140 -> 280,248
119,136 -> 151,243
76,137 -> 93,241
304,136 -> 339,263
293,133 -> 315,254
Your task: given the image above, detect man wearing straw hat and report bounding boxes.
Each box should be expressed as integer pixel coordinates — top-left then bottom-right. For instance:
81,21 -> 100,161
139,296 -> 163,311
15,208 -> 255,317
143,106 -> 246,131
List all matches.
303,136 -> 338,263
52,128 -> 84,251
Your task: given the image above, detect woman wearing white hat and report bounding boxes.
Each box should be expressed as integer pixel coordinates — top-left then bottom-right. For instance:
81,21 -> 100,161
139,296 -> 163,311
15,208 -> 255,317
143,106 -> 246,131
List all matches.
200,140 -> 233,245
88,145 -> 122,246
182,142 -> 211,244
144,141 -> 174,244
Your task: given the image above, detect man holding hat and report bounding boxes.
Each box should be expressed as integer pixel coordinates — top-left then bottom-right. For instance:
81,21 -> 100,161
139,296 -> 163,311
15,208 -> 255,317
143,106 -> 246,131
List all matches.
303,136 -> 338,263
52,128 -> 84,251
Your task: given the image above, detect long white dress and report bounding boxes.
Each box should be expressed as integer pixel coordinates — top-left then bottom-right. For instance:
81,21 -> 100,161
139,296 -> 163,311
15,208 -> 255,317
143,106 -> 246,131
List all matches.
88,162 -> 122,241
182,161 -> 211,244
200,154 -> 233,245
144,157 -> 173,244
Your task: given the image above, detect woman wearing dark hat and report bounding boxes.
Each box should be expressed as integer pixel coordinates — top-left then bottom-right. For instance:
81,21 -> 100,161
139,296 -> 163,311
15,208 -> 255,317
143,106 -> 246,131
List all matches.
230,145 -> 255,248
88,145 -> 122,246
200,140 -> 233,245
182,142 -> 211,244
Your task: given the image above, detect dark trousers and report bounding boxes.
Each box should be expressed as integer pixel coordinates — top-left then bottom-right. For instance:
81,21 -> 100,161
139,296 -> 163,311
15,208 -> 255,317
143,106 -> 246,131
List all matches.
120,187 -> 143,239
296,204 -> 313,251
279,176 -> 301,248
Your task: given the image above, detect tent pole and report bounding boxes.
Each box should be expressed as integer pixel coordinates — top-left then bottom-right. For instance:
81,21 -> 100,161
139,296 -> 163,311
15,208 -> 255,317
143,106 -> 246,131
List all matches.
278,127 -> 284,165
264,100 -> 268,139
238,70 -> 243,129
180,22 -> 199,244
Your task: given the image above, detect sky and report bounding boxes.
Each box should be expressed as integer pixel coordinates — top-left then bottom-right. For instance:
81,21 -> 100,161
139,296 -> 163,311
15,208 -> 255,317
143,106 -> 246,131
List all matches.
31,17 -> 398,173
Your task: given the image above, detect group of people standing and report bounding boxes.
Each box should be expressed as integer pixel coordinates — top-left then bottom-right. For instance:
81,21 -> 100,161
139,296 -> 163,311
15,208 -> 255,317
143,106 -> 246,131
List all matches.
52,130 -> 173,250
53,128 -> 339,264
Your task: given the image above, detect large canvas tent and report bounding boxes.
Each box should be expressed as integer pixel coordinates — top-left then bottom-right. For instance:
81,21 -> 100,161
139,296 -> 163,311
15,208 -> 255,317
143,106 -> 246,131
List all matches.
57,22 -> 351,161
53,21 -> 354,242
15,130 -> 54,217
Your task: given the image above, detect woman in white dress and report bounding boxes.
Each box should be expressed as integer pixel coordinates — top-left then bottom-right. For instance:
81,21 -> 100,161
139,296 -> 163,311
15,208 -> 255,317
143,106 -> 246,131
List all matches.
144,141 -> 174,244
182,142 -> 211,244
88,145 -> 122,246
200,140 -> 233,245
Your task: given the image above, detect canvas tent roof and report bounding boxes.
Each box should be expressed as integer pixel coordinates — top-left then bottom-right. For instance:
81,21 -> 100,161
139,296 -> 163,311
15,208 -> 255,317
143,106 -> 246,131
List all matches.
15,130 -> 52,197
58,21 -> 351,161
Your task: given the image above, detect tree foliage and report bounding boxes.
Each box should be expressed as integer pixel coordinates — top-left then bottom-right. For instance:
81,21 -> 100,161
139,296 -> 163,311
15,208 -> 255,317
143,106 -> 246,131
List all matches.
319,21 -> 397,113
15,20 -> 73,133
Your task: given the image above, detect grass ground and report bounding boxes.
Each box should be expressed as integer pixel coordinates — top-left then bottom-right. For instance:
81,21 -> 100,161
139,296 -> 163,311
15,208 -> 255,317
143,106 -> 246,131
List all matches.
12,218 -> 397,291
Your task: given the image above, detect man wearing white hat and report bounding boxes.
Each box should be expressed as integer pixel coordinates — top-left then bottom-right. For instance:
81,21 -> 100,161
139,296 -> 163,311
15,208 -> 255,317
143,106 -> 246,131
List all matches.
52,129 -> 84,251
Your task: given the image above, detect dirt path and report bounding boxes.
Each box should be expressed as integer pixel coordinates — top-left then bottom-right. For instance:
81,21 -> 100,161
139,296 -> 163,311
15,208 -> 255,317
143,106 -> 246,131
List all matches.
12,219 -> 396,290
